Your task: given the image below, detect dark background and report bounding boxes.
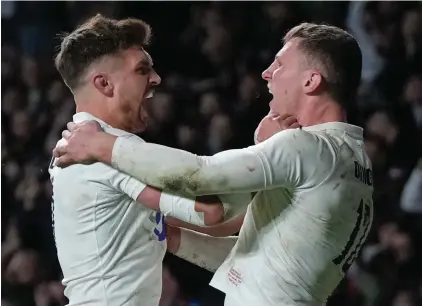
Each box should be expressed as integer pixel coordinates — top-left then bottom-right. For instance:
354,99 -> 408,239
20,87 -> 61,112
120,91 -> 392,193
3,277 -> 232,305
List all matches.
2,1 -> 422,306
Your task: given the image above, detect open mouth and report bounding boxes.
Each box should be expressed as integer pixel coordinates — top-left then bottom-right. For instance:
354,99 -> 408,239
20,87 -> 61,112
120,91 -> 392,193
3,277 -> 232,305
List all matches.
144,88 -> 155,99
138,88 -> 154,128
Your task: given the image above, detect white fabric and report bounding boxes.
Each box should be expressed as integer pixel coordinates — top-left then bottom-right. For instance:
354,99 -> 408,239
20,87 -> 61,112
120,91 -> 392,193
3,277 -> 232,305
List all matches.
209,123 -> 374,306
175,228 -> 237,272
224,295 -> 243,306
159,192 -> 205,225
218,193 -> 252,221
111,122 -> 374,305
50,112 -> 165,306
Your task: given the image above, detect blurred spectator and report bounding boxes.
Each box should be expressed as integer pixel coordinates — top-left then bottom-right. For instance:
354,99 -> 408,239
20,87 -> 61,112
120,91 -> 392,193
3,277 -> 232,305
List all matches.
206,113 -> 234,154
403,75 -> 422,128
401,158 -> 422,214
199,92 -> 221,120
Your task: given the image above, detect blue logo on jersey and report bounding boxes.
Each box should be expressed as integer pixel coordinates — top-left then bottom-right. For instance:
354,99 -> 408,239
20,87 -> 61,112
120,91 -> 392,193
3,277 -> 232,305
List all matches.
153,212 -> 166,241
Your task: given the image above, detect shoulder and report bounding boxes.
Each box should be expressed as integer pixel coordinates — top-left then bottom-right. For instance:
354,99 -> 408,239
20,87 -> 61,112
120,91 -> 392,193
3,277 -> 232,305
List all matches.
50,138 -> 117,184
254,128 -> 324,157
279,128 -> 340,158
265,128 -> 338,183
275,128 -> 320,148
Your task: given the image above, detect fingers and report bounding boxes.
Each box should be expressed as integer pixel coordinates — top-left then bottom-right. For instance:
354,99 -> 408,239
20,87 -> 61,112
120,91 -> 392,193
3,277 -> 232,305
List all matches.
268,109 -> 279,117
274,114 -> 300,129
52,145 -> 72,167
67,122 -> 77,132
54,156 -> 72,168
62,130 -> 71,140
52,147 -> 75,168
64,120 -> 97,139
53,146 -> 66,158
282,116 -> 298,128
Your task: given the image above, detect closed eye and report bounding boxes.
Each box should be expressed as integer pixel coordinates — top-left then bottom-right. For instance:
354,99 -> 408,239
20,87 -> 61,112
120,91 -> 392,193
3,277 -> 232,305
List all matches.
136,66 -> 151,75
274,55 -> 282,68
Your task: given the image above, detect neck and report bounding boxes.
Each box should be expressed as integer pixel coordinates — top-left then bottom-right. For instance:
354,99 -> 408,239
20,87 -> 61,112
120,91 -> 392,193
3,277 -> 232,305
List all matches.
297,97 -> 346,127
74,93 -> 123,129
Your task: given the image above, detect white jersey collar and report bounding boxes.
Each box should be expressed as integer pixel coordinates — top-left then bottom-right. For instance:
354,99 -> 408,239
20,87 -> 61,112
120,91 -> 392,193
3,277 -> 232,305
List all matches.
302,122 -> 363,139
73,112 -> 111,128
72,112 -> 136,138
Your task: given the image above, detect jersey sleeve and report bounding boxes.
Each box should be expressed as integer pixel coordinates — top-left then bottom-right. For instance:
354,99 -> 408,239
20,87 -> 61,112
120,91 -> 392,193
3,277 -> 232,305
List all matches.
111,129 -> 321,195
108,169 -> 148,202
106,131 -> 149,200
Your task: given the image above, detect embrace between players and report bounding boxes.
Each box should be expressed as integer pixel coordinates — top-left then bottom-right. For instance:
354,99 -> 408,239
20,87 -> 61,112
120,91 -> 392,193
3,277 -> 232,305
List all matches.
49,14 -> 374,306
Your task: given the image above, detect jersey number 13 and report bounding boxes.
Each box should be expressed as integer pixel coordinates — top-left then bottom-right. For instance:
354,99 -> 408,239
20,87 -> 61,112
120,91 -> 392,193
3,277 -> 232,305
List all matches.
332,199 -> 372,273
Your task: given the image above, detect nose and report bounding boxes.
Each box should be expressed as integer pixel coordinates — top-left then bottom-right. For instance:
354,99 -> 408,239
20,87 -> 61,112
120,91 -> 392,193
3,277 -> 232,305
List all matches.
150,69 -> 161,86
261,65 -> 273,81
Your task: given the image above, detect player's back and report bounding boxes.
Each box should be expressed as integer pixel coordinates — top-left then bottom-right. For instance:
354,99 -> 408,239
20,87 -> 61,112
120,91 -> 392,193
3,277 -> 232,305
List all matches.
210,122 -> 373,306
50,113 -> 167,306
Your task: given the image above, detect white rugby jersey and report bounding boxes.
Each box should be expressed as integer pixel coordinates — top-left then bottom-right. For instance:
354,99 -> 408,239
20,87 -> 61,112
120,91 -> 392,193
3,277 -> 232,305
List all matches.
109,122 -> 374,306
210,123 -> 374,306
49,112 -> 166,306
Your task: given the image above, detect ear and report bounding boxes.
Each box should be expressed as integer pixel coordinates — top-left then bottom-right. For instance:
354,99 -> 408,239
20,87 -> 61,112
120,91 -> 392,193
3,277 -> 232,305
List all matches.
302,71 -> 323,95
93,73 -> 114,98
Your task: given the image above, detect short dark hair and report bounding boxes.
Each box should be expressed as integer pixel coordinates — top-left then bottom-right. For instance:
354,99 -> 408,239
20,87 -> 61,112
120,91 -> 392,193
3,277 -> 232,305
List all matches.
283,22 -> 362,107
54,14 -> 152,91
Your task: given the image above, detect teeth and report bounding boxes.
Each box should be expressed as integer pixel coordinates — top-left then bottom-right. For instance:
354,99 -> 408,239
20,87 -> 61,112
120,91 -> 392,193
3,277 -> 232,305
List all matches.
145,91 -> 154,99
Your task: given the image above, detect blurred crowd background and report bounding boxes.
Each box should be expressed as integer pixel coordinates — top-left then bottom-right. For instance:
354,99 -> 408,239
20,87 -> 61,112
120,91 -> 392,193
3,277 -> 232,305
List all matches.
1,1 -> 422,306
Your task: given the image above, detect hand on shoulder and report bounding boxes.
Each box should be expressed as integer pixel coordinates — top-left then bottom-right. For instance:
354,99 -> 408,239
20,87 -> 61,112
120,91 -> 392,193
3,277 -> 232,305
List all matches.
254,111 -> 300,144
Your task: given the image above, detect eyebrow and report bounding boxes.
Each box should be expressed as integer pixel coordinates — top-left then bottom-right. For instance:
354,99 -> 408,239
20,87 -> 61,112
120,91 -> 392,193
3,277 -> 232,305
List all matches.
136,59 -> 153,68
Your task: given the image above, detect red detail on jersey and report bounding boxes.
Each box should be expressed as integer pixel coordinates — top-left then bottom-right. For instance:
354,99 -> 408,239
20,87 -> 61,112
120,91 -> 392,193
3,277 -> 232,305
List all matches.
228,268 -> 242,286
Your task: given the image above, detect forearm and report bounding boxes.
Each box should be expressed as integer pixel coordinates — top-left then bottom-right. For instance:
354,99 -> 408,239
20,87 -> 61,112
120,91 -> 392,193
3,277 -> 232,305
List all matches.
167,212 -> 245,237
107,135 -> 272,195
136,186 -> 209,226
174,228 -> 237,272
165,192 -> 249,234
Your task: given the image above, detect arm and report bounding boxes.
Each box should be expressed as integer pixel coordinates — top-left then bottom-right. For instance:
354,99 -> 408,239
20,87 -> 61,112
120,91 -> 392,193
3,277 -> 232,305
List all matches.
112,171 -> 251,227
109,170 -> 223,226
54,121 -> 314,197
166,191 -> 251,236
167,226 -> 237,272
138,186 -> 224,226
166,212 -> 245,237
54,124 -> 253,224
96,128 -> 309,196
